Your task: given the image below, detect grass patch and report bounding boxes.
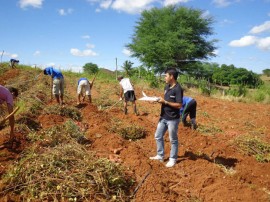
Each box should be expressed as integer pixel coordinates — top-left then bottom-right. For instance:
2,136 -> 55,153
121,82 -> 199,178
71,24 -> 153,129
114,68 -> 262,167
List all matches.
234,135 -> 270,162
197,124 -> 222,136
46,105 -> 82,121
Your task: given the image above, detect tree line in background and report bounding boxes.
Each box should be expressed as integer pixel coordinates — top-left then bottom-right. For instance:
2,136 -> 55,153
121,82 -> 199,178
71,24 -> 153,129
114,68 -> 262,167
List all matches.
82,5 -> 269,100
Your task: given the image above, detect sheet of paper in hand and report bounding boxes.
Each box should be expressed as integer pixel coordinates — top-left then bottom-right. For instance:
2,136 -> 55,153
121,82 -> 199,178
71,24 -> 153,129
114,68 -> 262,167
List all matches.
138,91 -> 160,102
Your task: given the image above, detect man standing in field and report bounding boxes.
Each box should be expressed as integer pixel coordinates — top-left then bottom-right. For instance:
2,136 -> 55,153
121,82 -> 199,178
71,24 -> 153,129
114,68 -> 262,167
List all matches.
77,78 -> 92,105
0,85 -> 19,145
117,75 -> 138,115
150,68 -> 183,168
43,67 -> 64,105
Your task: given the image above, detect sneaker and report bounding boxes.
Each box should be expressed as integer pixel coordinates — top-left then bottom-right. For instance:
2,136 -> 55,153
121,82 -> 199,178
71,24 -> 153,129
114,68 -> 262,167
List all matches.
166,158 -> 176,167
149,155 -> 164,162
124,108 -> 128,115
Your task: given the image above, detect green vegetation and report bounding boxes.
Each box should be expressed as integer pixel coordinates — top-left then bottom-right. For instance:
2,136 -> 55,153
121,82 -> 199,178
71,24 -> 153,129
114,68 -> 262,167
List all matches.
234,135 -> 270,162
127,6 -> 217,74
197,124 -> 222,136
262,68 -> 270,77
83,62 -> 99,74
119,125 -> 147,140
46,105 -> 82,121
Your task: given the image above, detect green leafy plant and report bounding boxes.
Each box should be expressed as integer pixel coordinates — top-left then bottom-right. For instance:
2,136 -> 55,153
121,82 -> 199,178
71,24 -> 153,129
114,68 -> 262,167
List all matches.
234,135 -> 270,162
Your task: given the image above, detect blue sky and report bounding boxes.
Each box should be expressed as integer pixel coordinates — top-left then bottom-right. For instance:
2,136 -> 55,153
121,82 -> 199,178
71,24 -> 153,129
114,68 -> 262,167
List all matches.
0,0 -> 270,74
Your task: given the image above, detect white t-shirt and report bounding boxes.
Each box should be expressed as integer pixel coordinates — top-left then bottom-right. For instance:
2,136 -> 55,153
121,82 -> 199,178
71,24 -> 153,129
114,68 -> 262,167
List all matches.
119,78 -> 134,93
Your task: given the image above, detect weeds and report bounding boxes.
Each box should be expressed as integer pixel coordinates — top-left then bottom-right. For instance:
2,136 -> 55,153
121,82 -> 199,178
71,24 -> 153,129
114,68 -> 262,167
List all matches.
197,124 -> 222,136
46,105 -> 82,121
234,135 -> 270,162
119,125 -> 147,140
107,118 -> 147,140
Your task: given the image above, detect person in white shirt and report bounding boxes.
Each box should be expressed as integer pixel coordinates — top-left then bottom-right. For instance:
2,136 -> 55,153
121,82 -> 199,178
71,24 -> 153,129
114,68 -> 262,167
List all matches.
117,76 -> 138,115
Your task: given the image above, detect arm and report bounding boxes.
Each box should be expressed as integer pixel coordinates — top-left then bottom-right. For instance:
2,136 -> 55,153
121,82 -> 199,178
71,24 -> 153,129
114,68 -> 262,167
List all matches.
158,97 -> 182,109
119,85 -> 123,99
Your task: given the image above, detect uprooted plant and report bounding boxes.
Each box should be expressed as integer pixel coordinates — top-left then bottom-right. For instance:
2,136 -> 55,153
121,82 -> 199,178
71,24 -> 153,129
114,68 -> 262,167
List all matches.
0,142 -> 134,201
26,120 -> 86,146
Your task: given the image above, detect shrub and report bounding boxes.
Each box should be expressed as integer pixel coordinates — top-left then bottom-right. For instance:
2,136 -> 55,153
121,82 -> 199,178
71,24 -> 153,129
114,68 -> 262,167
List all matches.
119,125 -> 147,140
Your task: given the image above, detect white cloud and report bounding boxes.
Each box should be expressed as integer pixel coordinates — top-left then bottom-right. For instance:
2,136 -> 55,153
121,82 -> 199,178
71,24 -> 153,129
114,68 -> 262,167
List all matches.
111,0 -> 156,14
212,0 -> 239,7
249,21 -> 270,34
229,35 -> 270,51
33,50 -> 41,56
58,8 -> 73,16
229,36 -> 258,47
87,0 -> 191,14
19,0 -> 43,8
256,37 -> 270,50
86,43 -> 95,49
122,48 -> 132,56
70,48 -> 98,57
3,52 -> 18,59
46,63 -> 55,67
100,0 -> 113,9
163,0 -> 190,6
82,35 -> 90,39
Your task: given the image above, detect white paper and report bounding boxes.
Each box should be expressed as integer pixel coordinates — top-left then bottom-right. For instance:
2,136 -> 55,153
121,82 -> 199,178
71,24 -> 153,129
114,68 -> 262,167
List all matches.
138,91 -> 160,101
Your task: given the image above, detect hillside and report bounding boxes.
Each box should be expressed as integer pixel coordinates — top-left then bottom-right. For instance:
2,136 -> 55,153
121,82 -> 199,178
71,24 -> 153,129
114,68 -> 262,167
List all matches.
0,67 -> 270,201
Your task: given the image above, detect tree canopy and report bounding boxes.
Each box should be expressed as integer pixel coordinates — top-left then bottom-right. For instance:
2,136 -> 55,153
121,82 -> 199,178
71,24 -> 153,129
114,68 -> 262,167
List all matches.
262,69 -> 270,77
83,62 -> 99,74
127,5 -> 217,74
121,60 -> 134,77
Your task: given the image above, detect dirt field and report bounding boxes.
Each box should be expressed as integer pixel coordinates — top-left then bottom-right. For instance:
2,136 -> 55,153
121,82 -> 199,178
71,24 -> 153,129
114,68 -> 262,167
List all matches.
0,68 -> 270,201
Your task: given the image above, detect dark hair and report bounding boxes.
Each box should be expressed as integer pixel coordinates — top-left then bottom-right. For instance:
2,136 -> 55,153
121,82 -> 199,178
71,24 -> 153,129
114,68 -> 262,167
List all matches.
43,69 -> 48,75
7,87 -> 19,97
165,68 -> 178,80
117,75 -> 123,81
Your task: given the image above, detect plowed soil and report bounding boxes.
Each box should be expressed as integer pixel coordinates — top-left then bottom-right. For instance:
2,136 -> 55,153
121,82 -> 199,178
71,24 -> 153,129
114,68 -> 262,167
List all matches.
0,69 -> 270,201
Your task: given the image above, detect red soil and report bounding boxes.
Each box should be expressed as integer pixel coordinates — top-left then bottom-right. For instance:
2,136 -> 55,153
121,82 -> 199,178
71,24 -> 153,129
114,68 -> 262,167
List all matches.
0,69 -> 270,201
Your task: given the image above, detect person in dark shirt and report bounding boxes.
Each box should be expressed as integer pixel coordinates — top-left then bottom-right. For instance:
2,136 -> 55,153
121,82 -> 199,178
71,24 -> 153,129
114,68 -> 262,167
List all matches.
10,59 -> 19,68
149,68 -> 183,167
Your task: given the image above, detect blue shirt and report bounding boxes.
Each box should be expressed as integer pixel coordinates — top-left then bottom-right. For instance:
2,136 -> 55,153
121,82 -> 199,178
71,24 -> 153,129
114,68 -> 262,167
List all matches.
180,96 -> 193,115
10,59 -> 19,63
78,78 -> 88,85
44,67 -> 63,79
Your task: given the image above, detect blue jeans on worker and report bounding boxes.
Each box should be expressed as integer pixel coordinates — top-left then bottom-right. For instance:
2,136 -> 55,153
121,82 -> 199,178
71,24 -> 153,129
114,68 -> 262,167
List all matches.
154,118 -> 180,160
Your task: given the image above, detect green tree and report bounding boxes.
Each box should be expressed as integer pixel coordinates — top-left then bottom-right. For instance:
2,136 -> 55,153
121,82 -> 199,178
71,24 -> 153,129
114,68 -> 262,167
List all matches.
127,5 -> 217,74
262,69 -> 270,77
83,62 -> 99,74
121,60 -> 134,77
